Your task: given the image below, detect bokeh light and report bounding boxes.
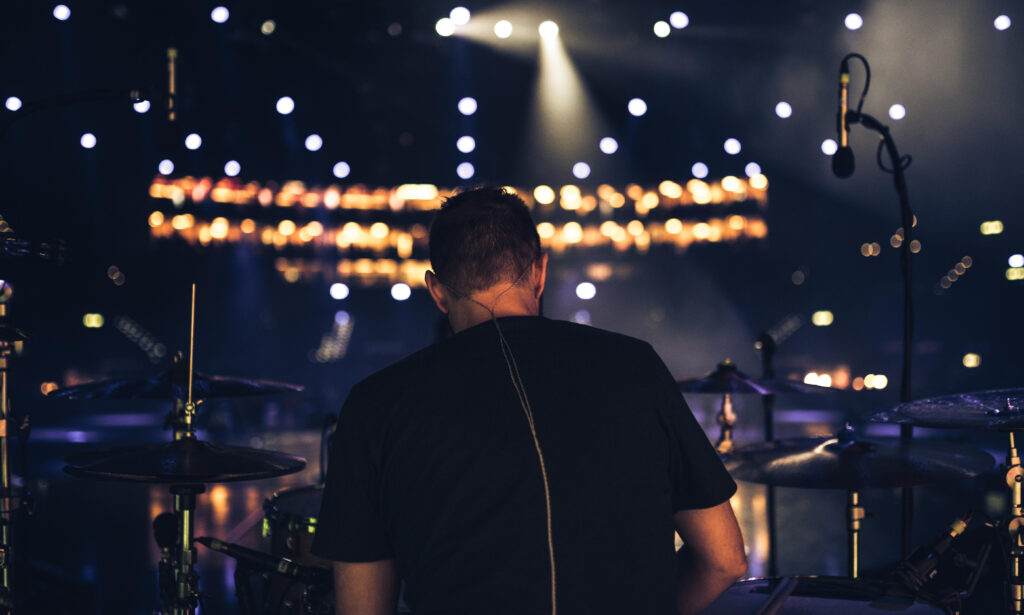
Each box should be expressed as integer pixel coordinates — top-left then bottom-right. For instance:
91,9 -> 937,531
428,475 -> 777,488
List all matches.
436,18 -> 455,37
334,310 -> 350,326
775,101 -> 792,118
456,162 -> 474,179
653,21 -> 671,38
669,11 -> 689,29
5,97 -> 22,112
391,283 -> 412,301
821,139 -> 838,155
80,133 -> 96,149
744,162 -> 762,177
599,137 -> 618,154
456,135 -> 476,153
1010,254 -> 1024,268
330,283 -> 350,300
845,13 -> 863,30
627,98 -> 647,116
723,138 -> 741,155
458,97 -> 477,115
210,7 -> 229,23
185,133 -> 202,150
494,20 -> 513,38
449,7 -> 470,26
158,159 -> 174,175
539,21 -> 559,39
304,134 -> 323,151
224,160 -> 241,177
995,15 -> 1011,31
572,162 -> 591,179
276,96 -> 295,115
53,5 -> 71,21
889,104 -> 906,120
333,161 -> 351,178
261,20 -> 276,35
576,282 -> 596,300
691,162 -> 709,178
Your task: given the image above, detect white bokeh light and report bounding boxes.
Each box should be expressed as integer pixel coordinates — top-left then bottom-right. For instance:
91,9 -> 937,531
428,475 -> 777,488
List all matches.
132,100 -> 151,113
572,162 -> 591,179
627,98 -> 647,117
80,133 -> 96,149
210,6 -> 229,23
456,162 -> 475,180
304,134 -> 323,151
224,160 -> 241,177
653,21 -> 671,38
669,11 -> 689,29
185,133 -> 202,150
821,138 -> 838,156
599,137 -> 618,154
723,138 -> 741,155
449,7 -> 471,26
576,282 -> 596,300
436,18 -> 455,37
276,96 -> 295,115
330,282 -> 350,300
158,159 -> 175,175
845,13 -> 863,30
775,101 -> 792,118
457,97 -> 477,116
334,310 -> 350,326
53,5 -> 71,21
538,21 -> 559,39
333,161 -> 351,178
4,97 -> 22,112
744,162 -> 762,177
995,15 -> 1011,31
391,283 -> 412,301
1010,254 -> 1024,268
494,20 -> 513,38
889,104 -> 906,120
691,162 -> 709,178
456,135 -> 476,153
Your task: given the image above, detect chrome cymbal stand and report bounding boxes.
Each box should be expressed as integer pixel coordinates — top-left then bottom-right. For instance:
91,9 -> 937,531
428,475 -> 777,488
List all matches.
1005,429 -> 1023,614
0,282 -> 24,612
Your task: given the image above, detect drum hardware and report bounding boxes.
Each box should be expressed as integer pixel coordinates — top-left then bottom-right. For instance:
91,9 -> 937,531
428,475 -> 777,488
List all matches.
701,576 -> 948,614
755,331 -> 780,576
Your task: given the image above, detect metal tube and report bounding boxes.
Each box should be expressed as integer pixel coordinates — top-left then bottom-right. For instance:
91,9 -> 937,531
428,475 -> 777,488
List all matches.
847,490 -> 861,579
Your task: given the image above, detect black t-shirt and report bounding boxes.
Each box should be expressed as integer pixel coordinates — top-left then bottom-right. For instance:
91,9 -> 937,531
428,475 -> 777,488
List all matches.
312,316 -> 736,615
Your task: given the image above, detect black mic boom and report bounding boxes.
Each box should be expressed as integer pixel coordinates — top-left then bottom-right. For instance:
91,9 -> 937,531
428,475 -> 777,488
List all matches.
195,536 -> 327,583
896,510 -> 973,592
832,59 -> 856,178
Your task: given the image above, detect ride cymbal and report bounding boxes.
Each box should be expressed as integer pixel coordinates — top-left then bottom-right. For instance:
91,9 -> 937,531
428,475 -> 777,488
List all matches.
870,388 -> 1024,430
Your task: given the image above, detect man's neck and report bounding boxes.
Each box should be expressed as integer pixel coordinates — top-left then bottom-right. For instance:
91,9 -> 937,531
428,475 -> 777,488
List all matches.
447,289 -> 538,333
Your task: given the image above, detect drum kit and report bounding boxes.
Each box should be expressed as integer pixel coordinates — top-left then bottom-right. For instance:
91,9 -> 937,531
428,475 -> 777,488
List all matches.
678,359 -> 1024,614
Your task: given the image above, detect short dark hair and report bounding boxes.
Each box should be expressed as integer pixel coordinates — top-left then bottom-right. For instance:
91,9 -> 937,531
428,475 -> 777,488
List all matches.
429,186 -> 541,293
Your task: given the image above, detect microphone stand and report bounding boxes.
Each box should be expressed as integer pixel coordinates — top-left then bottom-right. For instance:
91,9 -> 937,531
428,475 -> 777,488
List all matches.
756,333 -> 779,576
845,109 -> 916,560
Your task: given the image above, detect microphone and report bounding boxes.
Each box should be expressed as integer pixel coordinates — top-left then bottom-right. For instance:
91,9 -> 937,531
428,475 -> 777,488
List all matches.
195,536 -> 327,583
832,58 -> 855,178
896,510 -> 973,592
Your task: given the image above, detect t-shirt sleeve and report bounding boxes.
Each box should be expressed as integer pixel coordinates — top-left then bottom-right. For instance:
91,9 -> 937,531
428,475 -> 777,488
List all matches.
647,346 -> 737,511
311,383 -> 396,562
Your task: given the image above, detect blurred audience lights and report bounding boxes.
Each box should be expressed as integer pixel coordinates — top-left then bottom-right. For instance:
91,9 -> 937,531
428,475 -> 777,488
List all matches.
53,5 -> 71,21
458,97 -> 477,116
995,15 -> 1011,31
962,353 -> 981,368
4,97 -> 21,112
210,7 -> 229,23
775,101 -> 792,118
653,21 -> 671,38
669,12 -> 689,29
494,20 -> 513,38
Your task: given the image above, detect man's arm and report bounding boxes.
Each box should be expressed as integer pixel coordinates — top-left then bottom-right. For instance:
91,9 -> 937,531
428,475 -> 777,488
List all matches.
333,559 -> 399,615
672,500 -> 747,615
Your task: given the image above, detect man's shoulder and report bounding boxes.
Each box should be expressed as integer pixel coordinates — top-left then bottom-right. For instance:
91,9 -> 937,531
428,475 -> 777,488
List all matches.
539,319 -> 656,356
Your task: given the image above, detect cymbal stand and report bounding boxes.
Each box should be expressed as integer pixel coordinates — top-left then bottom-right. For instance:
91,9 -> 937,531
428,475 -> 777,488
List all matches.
714,394 -> 736,454
846,490 -> 865,579
0,283 -> 23,612
757,332 -> 779,576
1005,430 -> 1023,614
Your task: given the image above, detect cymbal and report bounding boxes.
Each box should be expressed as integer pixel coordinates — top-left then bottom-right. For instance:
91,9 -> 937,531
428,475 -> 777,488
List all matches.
64,439 -> 306,483
48,367 -> 303,400
723,427 -> 994,490
870,388 -> 1024,430
677,361 -> 830,395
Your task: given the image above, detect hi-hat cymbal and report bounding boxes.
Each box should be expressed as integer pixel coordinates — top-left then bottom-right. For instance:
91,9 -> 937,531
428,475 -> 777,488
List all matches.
64,439 -> 306,483
48,366 -> 303,400
677,360 -> 831,395
870,388 -> 1024,430
723,427 -> 994,490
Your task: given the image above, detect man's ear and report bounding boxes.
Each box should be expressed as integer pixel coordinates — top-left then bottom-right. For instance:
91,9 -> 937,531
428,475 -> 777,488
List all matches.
533,253 -> 549,299
425,270 -> 450,314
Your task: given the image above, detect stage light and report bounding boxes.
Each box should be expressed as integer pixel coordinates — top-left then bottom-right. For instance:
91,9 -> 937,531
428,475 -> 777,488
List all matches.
391,283 -> 411,301
571,310 -> 591,325
665,218 -> 683,234
980,220 -> 1004,235
888,104 -> 906,120
276,96 -> 295,115
458,97 -> 477,115
627,98 -> 647,117
669,11 -> 689,29
210,6 -> 229,23
1008,268 -> 1024,281
148,211 -> 164,227
333,161 -> 351,178
494,20 -> 512,38
449,7 -> 470,26
456,135 -> 475,153
653,21 -> 671,38
821,139 -> 838,155
1010,254 -> 1024,268
576,282 -> 596,300
330,282 -> 350,300
775,101 -> 792,118
534,185 -> 555,205
278,220 -> 296,236
723,138 -> 741,155
80,133 -> 96,149
133,100 -> 151,113
261,20 -> 276,35
82,313 -> 104,328
599,137 -> 618,154
811,310 -> 834,326
4,97 -> 22,111
563,222 -> 583,243
456,162 -> 474,179
962,353 -> 981,368
845,13 -> 863,30
53,4 -> 70,21
803,372 -> 819,385
436,18 -> 455,37
185,133 -> 202,150
995,15 -> 1011,31
224,160 -> 240,177
304,134 -> 323,151
334,310 -> 351,326
539,21 -> 559,39
537,222 -> 555,238
691,162 -> 709,178
744,162 -> 762,177
750,174 -> 768,189
158,159 -> 174,175
572,162 -> 591,179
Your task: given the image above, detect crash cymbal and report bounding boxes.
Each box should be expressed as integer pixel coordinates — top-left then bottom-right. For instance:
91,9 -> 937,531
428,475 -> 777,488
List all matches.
677,360 -> 831,395
64,439 -> 306,483
870,388 -> 1024,430
48,366 -> 303,400
723,426 -> 994,490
